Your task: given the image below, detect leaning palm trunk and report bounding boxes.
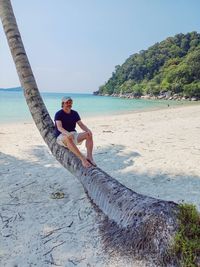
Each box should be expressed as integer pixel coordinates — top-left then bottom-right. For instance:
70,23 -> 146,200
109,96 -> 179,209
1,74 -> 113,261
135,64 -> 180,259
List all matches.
0,0 -> 180,265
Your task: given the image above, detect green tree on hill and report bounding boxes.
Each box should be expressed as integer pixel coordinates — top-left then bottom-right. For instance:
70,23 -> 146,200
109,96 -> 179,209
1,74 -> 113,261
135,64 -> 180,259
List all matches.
97,32 -> 200,99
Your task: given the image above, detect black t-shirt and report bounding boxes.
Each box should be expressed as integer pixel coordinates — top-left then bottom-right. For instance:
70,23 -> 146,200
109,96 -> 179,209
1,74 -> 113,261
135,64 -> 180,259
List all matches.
54,109 -> 81,137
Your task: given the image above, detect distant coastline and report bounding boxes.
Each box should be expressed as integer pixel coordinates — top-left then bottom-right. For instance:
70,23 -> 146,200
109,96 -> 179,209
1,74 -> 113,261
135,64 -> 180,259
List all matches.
93,91 -> 200,101
0,87 -> 22,92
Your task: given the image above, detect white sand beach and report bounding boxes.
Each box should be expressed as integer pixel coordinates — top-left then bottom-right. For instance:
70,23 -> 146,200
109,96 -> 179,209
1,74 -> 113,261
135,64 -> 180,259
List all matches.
0,104 -> 200,267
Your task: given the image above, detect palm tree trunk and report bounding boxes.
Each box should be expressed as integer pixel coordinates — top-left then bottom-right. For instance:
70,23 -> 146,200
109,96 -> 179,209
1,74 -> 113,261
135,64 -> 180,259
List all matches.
0,0 -> 179,265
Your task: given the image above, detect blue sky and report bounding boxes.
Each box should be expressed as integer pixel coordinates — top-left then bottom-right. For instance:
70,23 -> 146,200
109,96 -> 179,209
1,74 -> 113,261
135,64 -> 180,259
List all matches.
0,0 -> 200,93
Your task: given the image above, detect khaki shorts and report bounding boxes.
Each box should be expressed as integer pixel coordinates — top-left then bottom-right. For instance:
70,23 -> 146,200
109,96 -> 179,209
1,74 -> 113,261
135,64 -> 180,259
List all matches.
56,131 -> 83,147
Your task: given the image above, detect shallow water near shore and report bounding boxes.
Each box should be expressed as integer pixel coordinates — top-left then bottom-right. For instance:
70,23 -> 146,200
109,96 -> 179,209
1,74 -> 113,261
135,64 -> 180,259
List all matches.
0,90 -> 194,123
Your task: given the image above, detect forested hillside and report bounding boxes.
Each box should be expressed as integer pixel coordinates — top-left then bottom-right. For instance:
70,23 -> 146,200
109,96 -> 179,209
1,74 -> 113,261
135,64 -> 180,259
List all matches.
95,32 -> 200,99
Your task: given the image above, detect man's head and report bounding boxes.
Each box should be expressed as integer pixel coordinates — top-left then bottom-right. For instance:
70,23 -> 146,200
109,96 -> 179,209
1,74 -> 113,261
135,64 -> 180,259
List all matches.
61,96 -> 73,109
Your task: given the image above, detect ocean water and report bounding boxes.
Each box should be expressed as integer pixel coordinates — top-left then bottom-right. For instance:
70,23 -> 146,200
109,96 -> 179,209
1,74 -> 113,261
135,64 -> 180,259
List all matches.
0,90 -> 185,123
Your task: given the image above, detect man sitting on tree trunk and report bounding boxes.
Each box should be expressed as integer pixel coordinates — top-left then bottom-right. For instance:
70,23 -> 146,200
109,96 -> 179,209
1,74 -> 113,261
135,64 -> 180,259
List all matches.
54,97 -> 96,168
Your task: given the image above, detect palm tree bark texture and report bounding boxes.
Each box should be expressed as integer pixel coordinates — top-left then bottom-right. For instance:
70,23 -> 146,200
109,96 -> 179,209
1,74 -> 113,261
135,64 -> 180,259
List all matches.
0,0 -> 180,265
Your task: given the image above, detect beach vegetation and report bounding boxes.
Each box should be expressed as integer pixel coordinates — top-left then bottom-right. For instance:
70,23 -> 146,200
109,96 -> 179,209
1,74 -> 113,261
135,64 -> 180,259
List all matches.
97,32 -> 200,99
173,203 -> 200,267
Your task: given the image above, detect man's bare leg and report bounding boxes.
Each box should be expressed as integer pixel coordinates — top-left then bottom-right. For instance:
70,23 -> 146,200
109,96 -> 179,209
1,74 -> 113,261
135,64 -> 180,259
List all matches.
77,132 -> 96,166
86,136 -> 96,165
63,135 -> 91,168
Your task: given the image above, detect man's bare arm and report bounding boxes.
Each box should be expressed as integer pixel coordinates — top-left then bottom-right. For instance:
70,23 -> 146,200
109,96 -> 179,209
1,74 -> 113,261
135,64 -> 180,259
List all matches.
55,120 -> 72,136
77,120 -> 92,134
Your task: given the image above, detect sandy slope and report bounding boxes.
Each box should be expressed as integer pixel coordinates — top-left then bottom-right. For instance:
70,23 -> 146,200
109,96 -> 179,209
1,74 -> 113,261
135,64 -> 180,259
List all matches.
0,104 -> 200,266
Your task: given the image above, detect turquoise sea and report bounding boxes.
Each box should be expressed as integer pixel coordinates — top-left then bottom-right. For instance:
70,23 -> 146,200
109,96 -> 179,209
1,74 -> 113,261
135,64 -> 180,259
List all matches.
0,90 -> 187,123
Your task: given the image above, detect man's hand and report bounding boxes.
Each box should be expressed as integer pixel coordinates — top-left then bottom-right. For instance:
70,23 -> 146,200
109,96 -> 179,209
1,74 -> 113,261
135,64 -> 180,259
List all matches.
66,132 -> 74,140
68,133 -> 73,139
86,129 -> 92,137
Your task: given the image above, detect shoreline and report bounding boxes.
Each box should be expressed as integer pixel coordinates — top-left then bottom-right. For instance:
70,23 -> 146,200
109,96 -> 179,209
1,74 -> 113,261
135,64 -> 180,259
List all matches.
0,103 -> 200,266
0,98 -> 199,126
94,91 -> 200,101
100,98 -> 200,117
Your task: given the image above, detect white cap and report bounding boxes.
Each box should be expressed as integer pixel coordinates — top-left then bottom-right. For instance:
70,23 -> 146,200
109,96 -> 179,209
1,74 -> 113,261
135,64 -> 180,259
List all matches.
61,96 -> 72,103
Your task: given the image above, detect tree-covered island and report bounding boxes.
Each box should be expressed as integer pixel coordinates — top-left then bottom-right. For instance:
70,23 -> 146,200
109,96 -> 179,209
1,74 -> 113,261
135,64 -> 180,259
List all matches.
94,32 -> 200,101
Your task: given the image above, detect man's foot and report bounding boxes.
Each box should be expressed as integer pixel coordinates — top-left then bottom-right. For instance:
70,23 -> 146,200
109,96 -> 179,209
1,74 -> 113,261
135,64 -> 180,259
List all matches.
81,158 -> 91,168
86,158 -> 97,167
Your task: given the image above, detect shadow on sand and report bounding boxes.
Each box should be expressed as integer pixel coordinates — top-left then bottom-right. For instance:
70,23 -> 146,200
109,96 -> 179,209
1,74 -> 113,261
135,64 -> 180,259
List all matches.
0,144 -> 200,266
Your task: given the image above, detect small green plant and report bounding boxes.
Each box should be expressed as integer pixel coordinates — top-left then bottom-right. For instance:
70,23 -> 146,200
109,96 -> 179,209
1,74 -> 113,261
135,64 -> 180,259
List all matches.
174,204 -> 200,267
